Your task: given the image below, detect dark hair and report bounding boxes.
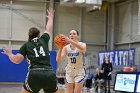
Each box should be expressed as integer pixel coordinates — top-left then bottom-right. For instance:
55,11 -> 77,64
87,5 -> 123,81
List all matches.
28,27 -> 40,41
71,29 -> 79,36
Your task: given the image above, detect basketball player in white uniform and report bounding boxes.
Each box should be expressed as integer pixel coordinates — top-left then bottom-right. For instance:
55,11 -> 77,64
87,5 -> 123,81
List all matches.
56,30 -> 86,93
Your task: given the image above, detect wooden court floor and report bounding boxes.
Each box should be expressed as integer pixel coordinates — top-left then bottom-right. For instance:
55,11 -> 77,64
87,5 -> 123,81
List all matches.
57,89 -> 89,93
0,83 -> 89,93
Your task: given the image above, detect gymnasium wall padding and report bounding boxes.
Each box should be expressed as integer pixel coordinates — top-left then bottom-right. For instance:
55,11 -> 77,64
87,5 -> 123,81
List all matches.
50,51 -> 57,73
0,49 -> 57,82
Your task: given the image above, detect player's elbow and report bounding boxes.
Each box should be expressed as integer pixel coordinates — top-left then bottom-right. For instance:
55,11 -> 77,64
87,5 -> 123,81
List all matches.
80,48 -> 85,52
11,58 -> 21,64
79,48 -> 86,53
14,61 -> 21,64
80,45 -> 86,53
11,55 -> 23,64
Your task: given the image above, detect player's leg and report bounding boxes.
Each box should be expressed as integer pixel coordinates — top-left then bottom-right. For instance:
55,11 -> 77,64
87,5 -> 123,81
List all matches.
74,68 -> 86,93
65,67 -> 75,93
65,76 -> 75,93
74,82 -> 83,93
66,83 -> 74,93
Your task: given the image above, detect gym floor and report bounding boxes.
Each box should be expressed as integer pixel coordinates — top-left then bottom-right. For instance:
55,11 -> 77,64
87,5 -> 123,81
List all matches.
0,83 -> 89,93
0,83 -> 116,93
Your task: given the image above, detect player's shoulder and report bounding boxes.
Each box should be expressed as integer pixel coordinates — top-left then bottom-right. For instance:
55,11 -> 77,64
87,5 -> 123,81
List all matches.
78,41 -> 86,44
40,33 -> 50,39
22,41 -> 28,46
24,41 -> 36,47
78,42 -> 86,46
64,43 -> 70,48
42,32 -> 50,36
64,44 -> 69,49
63,43 -> 70,51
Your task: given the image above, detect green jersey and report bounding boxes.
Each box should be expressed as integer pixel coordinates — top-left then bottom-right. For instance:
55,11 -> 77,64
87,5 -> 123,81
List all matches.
18,33 -> 52,69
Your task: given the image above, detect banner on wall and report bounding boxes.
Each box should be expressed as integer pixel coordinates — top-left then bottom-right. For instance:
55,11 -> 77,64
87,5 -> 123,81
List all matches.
98,48 -> 135,66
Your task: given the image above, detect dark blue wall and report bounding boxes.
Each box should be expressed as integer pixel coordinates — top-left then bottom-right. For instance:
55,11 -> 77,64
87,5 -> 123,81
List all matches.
0,49 -> 57,82
50,51 -> 57,73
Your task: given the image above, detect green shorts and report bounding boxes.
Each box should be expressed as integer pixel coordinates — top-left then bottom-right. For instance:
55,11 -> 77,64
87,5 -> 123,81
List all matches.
23,70 -> 57,93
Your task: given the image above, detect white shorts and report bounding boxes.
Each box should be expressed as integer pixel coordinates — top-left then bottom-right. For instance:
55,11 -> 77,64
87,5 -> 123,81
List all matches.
65,66 -> 86,83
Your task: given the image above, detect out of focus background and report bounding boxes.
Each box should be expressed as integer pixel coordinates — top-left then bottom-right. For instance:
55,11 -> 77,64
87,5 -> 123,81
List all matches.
0,0 -> 140,93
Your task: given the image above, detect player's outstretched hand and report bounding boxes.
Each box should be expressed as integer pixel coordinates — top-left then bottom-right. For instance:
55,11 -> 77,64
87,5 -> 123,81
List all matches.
47,7 -> 55,20
2,47 -> 12,56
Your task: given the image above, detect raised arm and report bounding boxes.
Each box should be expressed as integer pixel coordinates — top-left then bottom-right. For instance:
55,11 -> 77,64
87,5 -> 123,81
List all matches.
2,48 -> 24,64
44,7 -> 55,35
66,37 -> 86,53
56,46 -> 67,62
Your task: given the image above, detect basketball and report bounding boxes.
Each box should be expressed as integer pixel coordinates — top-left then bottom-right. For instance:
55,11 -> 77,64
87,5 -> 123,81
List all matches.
54,34 -> 67,48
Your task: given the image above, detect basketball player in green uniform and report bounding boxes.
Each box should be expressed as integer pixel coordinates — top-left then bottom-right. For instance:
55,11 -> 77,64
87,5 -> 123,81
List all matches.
3,8 -> 57,93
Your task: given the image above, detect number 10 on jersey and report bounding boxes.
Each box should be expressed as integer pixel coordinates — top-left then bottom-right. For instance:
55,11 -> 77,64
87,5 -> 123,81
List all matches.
70,57 -> 76,64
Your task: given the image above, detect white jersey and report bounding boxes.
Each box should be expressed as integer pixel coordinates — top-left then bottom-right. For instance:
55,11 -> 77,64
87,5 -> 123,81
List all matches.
66,42 -> 85,68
